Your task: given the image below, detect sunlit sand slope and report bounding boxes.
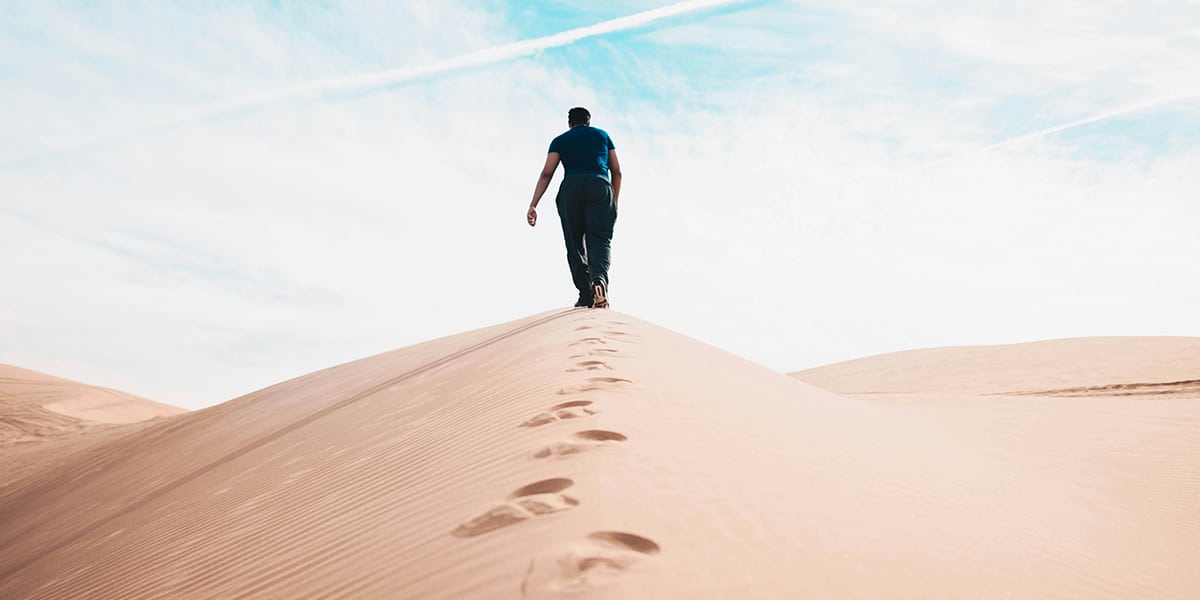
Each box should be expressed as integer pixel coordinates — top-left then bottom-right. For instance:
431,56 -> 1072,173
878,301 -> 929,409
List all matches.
0,364 -> 185,447
792,336 -> 1200,598
790,336 -> 1200,395
2,320 -> 1197,598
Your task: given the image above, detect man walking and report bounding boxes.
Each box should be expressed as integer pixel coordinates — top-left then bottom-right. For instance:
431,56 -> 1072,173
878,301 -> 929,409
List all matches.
527,107 -> 622,308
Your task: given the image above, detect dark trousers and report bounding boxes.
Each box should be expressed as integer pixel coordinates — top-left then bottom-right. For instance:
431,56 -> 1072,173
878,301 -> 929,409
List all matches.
555,175 -> 617,300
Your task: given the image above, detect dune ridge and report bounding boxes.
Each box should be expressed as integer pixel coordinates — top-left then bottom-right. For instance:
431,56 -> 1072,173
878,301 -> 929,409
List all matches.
790,336 -> 1200,395
1,315 -> 1197,598
0,364 -> 185,448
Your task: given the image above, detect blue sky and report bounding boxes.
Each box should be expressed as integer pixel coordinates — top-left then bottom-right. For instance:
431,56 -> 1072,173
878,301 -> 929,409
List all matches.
2,0 -> 1198,409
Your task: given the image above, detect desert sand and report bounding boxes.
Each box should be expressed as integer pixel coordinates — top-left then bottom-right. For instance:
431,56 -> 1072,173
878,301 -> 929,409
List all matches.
0,364 -> 186,446
1,311 -> 1197,598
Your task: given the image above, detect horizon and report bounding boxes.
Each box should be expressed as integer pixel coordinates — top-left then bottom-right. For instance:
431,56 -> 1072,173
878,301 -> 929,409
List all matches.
2,0 -> 1198,410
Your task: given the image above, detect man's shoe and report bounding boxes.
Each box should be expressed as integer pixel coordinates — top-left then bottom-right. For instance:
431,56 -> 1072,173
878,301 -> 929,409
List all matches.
574,289 -> 592,308
591,281 -> 609,309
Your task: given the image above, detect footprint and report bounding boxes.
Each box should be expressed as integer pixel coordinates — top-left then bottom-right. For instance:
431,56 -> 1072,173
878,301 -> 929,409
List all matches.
558,377 -> 632,395
520,401 -> 598,428
569,349 -> 621,360
533,430 -> 628,459
553,400 -> 596,412
450,504 -> 527,538
521,531 -> 661,597
568,360 -> 612,372
569,337 -> 608,347
601,331 -> 636,343
574,430 -> 626,441
452,478 -> 578,538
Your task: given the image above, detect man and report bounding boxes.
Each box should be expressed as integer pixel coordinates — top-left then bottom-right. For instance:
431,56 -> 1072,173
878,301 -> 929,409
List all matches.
527,107 -> 622,309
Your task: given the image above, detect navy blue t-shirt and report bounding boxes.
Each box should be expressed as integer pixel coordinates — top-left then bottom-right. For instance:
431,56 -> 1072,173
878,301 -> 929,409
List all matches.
548,126 -> 616,180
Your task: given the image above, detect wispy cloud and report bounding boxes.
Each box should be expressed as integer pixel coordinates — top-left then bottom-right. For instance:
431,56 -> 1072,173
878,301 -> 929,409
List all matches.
919,88 -> 1200,168
2,0 -> 750,166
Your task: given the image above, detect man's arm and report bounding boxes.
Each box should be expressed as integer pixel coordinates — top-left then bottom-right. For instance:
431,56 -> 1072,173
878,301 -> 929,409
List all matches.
527,152 -> 560,227
608,149 -> 622,206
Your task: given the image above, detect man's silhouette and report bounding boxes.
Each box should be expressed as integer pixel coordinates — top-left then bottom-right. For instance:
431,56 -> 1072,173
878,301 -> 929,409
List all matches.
527,107 -> 622,308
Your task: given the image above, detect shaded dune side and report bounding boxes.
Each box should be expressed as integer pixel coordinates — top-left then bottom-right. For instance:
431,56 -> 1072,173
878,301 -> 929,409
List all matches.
1,314 -> 1197,598
0,310 -> 584,598
0,365 -> 185,448
1000,378 -> 1200,398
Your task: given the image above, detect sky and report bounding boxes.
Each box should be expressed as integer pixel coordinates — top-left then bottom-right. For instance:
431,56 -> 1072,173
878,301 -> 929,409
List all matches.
2,0 -> 1198,410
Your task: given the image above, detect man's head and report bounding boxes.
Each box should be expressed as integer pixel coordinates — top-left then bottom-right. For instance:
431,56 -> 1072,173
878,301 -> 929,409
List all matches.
568,107 -> 591,127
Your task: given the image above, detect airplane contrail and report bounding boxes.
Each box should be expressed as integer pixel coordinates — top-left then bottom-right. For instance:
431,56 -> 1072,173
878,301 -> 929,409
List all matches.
4,0 -> 749,166
752,87 -> 1199,176
918,88 -> 1200,169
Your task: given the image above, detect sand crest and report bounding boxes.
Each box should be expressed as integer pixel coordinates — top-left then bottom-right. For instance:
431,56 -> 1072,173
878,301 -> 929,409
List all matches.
0,364 -> 185,447
791,336 -> 1200,395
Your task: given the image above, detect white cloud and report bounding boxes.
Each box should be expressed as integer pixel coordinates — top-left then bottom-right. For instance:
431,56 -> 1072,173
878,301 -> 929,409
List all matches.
615,93 -> 1200,370
2,0 -> 747,166
2,0 -> 1198,408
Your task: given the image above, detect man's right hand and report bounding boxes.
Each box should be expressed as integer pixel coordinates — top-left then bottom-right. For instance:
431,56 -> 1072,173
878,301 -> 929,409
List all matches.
527,206 -> 537,227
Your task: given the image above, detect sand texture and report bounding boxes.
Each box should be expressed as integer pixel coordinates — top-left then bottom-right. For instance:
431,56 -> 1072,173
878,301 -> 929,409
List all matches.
791,336 -> 1200,395
0,364 -> 186,447
1,314 -> 1198,598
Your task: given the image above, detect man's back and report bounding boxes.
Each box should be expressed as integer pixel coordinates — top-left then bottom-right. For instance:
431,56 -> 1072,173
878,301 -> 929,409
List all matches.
527,107 -> 622,309
549,126 -> 615,180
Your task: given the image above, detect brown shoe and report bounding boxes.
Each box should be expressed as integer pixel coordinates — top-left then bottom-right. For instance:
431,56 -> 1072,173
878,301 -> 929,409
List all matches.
592,282 -> 609,309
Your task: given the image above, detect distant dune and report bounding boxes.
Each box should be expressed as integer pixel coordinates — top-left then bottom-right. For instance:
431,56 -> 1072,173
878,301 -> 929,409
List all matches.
1,317 -> 1197,598
790,336 -> 1200,395
0,364 -> 186,447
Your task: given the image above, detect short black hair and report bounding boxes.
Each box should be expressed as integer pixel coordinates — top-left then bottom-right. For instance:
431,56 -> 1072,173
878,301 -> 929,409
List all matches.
568,107 -> 591,126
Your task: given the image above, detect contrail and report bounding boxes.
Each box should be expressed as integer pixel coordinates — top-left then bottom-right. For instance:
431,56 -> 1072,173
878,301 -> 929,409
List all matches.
751,88 -> 1199,178
919,88 -> 1200,169
4,0 -> 749,166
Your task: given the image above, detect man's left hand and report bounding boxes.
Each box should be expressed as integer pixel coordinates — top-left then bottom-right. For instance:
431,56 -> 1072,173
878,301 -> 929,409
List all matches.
527,206 -> 538,227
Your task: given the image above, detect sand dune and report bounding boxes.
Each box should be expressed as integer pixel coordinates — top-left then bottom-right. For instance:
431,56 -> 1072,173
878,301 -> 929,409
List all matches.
0,364 -> 186,447
791,336 -> 1200,598
790,336 -> 1200,395
1,316 -> 1197,598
